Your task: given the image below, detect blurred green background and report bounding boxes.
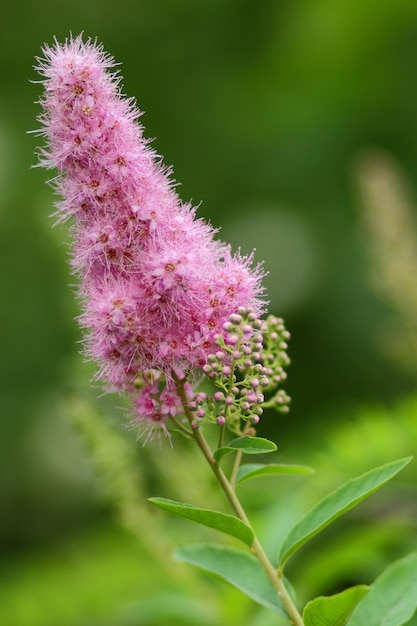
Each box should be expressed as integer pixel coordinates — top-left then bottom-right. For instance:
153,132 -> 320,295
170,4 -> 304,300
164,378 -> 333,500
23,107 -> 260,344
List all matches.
2,1 -> 417,624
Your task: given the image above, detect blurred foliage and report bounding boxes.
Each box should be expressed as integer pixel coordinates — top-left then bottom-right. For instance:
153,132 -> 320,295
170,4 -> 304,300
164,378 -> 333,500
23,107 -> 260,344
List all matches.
2,0 -> 417,624
355,149 -> 417,375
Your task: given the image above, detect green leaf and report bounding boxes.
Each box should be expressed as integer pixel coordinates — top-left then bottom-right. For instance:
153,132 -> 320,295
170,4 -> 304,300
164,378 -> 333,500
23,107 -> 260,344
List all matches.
347,553 -> 417,626
175,543 -> 286,616
236,463 -> 315,485
304,586 -> 369,626
278,456 -> 412,567
214,436 -> 277,462
148,498 -> 254,547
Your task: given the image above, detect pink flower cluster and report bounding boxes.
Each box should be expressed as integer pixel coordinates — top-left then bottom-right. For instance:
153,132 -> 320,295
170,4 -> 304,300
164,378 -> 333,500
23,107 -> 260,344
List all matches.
36,35 -> 264,437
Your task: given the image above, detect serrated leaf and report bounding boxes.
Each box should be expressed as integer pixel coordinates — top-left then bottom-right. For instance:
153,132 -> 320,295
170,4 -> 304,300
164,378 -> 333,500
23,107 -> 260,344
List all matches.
175,543 -> 286,616
214,436 -> 277,462
304,585 -> 369,626
236,463 -> 315,485
149,497 -> 254,546
278,457 -> 412,567
347,553 -> 417,626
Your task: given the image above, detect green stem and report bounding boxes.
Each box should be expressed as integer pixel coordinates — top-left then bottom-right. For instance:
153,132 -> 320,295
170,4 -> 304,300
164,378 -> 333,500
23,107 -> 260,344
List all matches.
174,376 -> 304,626
169,415 -> 193,438
193,428 -> 304,626
230,449 -> 243,487
218,423 -> 225,448
230,421 -> 252,487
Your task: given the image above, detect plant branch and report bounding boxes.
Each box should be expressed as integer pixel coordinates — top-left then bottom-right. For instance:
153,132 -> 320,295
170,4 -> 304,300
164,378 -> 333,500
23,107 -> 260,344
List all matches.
169,415 -> 194,437
230,449 -> 243,487
174,375 -> 304,626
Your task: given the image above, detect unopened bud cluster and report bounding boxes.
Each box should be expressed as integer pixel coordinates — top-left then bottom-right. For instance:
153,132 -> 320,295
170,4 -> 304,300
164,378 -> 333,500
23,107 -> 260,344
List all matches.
189,308 -> 290,434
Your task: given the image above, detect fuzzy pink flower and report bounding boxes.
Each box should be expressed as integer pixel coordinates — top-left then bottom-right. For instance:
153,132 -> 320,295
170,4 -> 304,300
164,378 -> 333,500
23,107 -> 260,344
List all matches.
35,35 -> 265,439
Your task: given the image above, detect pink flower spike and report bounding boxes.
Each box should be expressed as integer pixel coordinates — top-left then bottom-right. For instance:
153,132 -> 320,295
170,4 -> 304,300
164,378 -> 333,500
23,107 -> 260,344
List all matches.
35,34 -> 266,442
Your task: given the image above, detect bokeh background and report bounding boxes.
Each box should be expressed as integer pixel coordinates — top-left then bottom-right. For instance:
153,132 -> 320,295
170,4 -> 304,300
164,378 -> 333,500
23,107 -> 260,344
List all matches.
2,1 -> 417,625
